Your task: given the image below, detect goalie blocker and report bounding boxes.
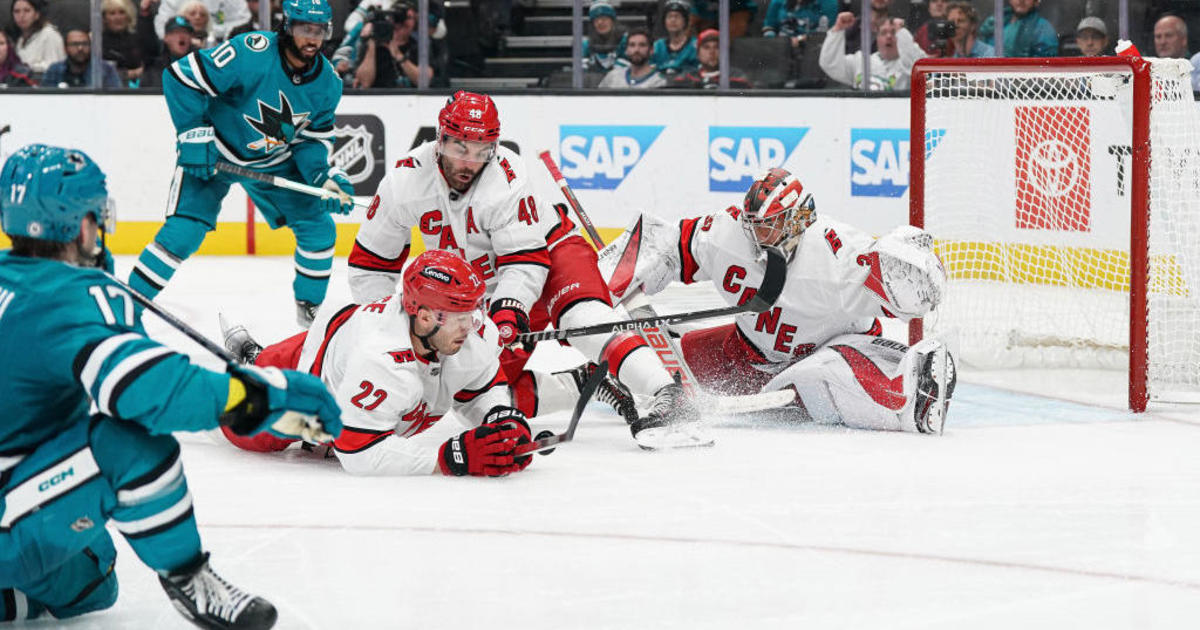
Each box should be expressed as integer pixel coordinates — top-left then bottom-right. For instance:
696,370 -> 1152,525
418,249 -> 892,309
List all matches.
602,168 -> 958,434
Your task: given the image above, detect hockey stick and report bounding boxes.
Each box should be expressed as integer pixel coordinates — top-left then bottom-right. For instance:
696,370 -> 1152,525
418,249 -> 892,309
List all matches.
517,246 -> 785,343
514,359 -> 608,456
109,272 -> 239,364
215,162 -> 369,208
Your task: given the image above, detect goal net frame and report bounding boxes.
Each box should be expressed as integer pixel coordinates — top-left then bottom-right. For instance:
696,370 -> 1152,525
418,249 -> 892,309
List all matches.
908,56 -> 1184,413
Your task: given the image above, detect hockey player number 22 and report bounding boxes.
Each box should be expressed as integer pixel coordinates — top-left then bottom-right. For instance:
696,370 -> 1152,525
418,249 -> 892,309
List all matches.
88,285 -> 135,327
350,380 -> 388,411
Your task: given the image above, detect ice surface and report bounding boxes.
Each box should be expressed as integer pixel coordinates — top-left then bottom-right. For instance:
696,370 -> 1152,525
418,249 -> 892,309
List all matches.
33,257 -> 1200,629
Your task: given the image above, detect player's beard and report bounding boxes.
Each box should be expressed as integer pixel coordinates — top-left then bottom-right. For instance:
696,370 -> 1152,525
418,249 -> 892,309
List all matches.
282,33 -> 319,67
439,156 -> 484,192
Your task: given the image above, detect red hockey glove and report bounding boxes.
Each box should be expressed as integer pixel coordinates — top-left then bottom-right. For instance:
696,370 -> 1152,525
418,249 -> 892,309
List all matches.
484,405 -> 533,472
438,423 -> 526,477
489,299 -> 531,349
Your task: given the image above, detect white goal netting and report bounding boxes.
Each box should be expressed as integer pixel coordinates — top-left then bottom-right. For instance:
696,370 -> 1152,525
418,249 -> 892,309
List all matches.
915,59 -> 1200,402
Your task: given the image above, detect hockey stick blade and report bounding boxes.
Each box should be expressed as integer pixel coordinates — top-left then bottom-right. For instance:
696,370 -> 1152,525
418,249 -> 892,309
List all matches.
517,246 -> 787,344
514,359 -> 609,456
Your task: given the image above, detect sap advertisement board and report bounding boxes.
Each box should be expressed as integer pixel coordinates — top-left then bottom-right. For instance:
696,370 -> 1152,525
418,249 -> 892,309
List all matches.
0,94 -> 918,236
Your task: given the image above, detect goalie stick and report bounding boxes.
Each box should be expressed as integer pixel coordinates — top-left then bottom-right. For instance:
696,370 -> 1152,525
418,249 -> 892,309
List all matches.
514,359 -> 608,456
214,162 -> 369,208
516,245 -> 786,343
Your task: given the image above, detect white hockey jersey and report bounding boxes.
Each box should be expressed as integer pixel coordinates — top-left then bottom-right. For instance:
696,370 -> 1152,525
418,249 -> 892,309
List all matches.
295,294 -> 510,476
348,142 -> 551,309
674,208 -> 898,370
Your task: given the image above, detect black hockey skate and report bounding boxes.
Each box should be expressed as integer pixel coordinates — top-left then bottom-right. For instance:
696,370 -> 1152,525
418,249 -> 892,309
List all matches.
629,380 -> 712,450
159,553 -> 277,630
295,300 -> 319,328
566,362 -> 637,424
219,314 -> 263,365
902,339 -> 958,435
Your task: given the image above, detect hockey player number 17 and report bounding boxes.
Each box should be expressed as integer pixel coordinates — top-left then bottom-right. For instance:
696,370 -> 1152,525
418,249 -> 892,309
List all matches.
8,183 -> 26,205
211,41 -> 236,68
89,285 -> 135,327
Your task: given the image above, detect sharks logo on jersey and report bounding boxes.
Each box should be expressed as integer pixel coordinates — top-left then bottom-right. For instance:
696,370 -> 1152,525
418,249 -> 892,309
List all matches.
244,92 -> 311,152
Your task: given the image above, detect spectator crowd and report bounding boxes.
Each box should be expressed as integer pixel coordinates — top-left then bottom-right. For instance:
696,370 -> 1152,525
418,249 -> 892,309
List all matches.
0,0 -> 1196,91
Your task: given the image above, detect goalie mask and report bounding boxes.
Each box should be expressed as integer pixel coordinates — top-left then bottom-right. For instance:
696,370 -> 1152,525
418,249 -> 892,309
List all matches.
741,168 -> 815,258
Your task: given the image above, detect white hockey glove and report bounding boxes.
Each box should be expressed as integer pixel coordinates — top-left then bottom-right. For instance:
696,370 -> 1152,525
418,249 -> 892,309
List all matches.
868,225 -> 946,319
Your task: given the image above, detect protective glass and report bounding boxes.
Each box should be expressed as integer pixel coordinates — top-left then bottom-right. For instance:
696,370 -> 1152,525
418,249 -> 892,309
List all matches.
438,136 -> 497,164
433,306 -> 485,333
290,21 -> 332,41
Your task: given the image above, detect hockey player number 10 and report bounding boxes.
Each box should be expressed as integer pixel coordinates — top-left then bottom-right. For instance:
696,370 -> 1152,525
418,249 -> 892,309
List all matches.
212,41 -> 236,68
89,285 -> 136,327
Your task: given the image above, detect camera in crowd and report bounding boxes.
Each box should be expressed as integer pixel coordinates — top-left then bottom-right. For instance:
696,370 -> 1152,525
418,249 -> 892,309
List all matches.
930,18 -> 956,56
366,3 -> 414,43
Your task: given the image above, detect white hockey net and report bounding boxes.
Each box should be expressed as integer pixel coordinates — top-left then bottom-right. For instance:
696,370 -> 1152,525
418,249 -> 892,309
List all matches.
913,58 -> 1200,406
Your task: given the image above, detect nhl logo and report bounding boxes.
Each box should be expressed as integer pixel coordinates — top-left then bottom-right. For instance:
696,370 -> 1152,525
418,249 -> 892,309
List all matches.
331,115 -> 386,195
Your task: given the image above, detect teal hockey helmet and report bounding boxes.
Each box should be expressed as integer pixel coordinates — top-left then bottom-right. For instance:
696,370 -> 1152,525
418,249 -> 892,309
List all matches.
0,144 -> 112,243
282,0 -> 333,39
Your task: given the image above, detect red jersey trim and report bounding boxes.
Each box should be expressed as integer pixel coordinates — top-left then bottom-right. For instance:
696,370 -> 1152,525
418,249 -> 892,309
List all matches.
454,368 -> 508,402
333,426 -> 396,454
309,304 -> 359,377
496,247 -> 551,269
348,241 -> 409,273
678,217 -> 703,284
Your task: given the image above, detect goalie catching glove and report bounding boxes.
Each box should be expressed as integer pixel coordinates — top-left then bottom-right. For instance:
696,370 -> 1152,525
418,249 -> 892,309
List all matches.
863,225 -> 946,319
221,365 -> 343,443
438,406 -> 533,476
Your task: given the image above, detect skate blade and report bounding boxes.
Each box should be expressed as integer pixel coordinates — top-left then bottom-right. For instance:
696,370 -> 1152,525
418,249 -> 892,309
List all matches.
634,424 -> 715,451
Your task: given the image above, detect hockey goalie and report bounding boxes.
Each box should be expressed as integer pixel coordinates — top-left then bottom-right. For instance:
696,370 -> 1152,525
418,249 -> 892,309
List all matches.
613,168 -> 957,434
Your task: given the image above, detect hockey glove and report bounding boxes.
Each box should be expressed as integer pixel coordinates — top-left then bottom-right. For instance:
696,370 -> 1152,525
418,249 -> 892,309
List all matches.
489,299 -> 530,349
177,127 -> 218,180
221,365 -> 343,443
438,423 -> 526,477
318,171 -> 355,215
484,405 -> 533,471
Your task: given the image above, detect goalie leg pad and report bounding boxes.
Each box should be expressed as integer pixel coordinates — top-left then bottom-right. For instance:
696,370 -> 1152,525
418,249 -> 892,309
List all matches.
764,334 -> 915,432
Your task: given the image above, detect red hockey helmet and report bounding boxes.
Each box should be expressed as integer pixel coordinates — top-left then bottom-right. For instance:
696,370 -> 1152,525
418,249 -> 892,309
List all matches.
402,250 -> 486,317
438,91 -> 501,144
741,167 -> 816,257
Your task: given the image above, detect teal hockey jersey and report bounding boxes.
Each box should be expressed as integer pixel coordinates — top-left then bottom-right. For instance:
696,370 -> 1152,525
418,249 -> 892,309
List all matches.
0,253 -> 230,454
163,31 -> 343,185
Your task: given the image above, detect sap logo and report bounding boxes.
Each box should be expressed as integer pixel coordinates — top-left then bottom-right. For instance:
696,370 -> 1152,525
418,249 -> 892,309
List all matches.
850,128 -> 945,198
39,467 -> 74,492
559,125 -> 664,190
708,127 -> 809,192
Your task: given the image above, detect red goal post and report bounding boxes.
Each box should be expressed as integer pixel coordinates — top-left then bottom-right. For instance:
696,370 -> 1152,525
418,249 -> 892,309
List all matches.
907,56 -> 1200,412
